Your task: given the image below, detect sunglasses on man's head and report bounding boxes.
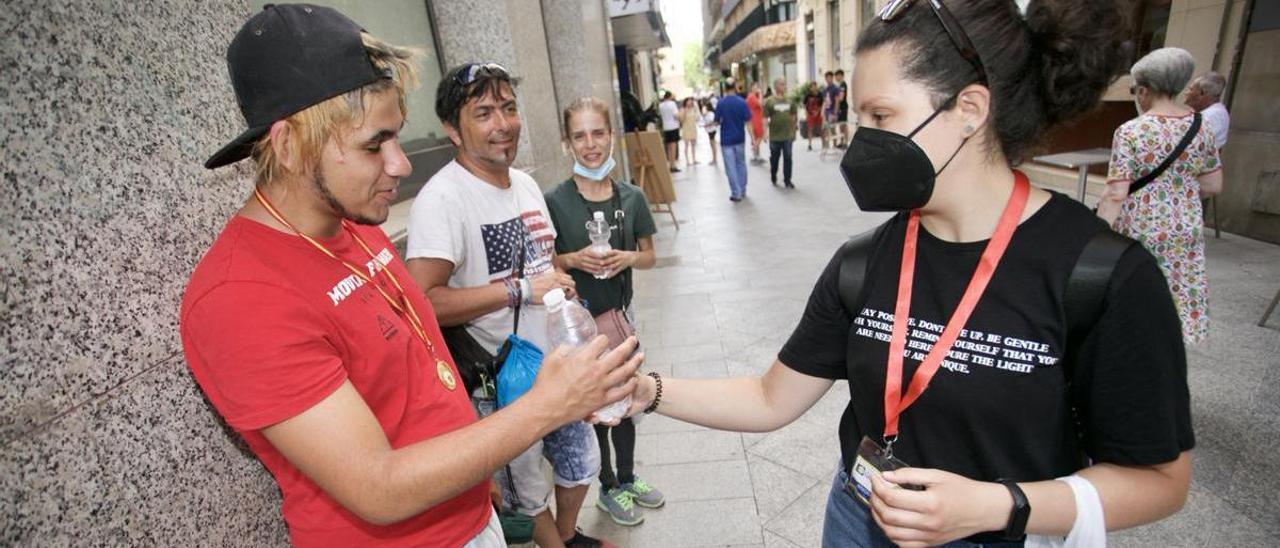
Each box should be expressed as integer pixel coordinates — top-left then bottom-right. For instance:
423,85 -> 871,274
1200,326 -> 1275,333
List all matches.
455,62 -> 509,86
879,0 -> 988,86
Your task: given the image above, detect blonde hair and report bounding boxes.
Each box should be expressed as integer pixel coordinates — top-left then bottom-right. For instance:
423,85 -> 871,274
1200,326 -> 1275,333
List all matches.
561,97 -> 612,140
252,34 -> 422,185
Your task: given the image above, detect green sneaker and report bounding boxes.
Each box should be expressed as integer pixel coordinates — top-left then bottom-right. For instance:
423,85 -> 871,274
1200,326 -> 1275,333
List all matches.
596,486 -> 643,526
622,478 -> 665,508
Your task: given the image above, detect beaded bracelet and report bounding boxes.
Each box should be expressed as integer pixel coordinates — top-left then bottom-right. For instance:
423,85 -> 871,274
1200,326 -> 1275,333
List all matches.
643,371 -> 663,414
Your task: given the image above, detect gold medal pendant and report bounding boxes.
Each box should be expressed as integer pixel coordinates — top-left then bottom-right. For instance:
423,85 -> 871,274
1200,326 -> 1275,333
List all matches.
436,359 -> 457,391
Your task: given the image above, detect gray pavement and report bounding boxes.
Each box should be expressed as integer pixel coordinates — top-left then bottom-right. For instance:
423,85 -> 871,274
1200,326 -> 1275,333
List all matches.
556,134 -> 1280,547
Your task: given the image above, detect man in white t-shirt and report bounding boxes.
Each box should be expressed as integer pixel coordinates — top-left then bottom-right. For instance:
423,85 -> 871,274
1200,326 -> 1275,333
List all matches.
1185,71 -> 1230,237
1185,71 -> 1230,150
658,91 -> 681,172
407,63 -> 613,548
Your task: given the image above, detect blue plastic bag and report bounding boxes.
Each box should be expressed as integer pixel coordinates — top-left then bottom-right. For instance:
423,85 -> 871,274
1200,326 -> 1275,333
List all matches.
495,334 -> 545,408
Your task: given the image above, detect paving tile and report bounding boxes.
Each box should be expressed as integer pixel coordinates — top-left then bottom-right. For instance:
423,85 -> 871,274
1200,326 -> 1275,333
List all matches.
634,430 -> 744,466
627,498 -> 763,547
763,529 -> 805,548
747,454 -> 822,521
643,343 -> 727,365
762,476 -> 832,548
1110,486 -> 1277,547
673,358 -> 730,379
747,418 -> 842,481
626,460 -> 755,503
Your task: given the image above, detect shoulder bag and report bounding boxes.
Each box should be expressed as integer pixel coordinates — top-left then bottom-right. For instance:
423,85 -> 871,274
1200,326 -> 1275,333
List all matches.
590,183 -> 639,350
1126,112 -> 1201,196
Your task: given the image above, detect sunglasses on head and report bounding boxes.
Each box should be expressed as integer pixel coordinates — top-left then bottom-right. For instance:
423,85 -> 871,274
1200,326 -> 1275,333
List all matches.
454,62 -> 509,87
879,0 -> 988,86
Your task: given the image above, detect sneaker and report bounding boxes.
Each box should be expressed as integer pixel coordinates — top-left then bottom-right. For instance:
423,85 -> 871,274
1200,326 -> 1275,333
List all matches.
622,478 -> 665,509
595,487 -> 643,526
565,527 -> 617,548
785,182 -> 795,189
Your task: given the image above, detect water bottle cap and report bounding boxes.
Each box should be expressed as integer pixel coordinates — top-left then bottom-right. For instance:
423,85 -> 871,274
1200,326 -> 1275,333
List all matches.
543,288 -> 566,308
593,211 -> 606,221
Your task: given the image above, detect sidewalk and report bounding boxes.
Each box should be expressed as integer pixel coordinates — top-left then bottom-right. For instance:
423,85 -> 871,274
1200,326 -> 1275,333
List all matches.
565,134 -> 1280,546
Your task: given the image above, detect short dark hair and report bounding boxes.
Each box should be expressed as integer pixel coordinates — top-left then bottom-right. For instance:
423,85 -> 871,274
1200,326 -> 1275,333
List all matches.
835,69 -> 844,75
663,91 -> 674,100
435,63 -> 516,129
857,0 -> 1128,164
824,71 -> 834,77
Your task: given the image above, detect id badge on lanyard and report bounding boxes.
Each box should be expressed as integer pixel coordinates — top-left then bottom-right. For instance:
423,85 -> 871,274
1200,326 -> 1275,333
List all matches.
845,172 -> 1031,503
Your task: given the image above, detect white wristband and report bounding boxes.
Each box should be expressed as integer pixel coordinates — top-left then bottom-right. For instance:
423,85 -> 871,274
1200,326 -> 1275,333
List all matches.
520,278 -> 533,304
1024,475 -> 1105,548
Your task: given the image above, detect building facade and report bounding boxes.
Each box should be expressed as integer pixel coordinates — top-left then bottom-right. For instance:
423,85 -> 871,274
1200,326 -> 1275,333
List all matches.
705,0 -> 801,92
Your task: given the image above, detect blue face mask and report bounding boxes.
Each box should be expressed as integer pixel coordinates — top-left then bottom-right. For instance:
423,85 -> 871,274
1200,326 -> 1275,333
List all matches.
572,142 -> 616,181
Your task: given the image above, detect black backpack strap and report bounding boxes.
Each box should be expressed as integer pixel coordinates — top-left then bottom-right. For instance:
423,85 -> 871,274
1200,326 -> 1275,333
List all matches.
1062,226 -> 1134,375
837,226 -> 884,318
1128,112 -> 1201,196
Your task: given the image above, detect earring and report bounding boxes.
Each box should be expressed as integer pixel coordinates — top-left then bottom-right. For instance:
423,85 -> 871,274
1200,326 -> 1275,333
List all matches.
963,124 -> 974,136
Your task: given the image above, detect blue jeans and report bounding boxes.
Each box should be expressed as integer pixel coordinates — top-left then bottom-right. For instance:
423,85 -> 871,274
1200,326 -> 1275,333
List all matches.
823,468 -> 1024,548
722,142 -> 747,198
769,140 -> 793,184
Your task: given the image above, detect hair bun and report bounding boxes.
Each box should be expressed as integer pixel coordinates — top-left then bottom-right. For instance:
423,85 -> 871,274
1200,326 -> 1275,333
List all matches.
1026,0 -> 1129,125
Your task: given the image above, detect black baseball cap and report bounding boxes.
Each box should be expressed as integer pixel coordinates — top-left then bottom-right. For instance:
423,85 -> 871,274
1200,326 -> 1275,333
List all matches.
204,3 -> 388,169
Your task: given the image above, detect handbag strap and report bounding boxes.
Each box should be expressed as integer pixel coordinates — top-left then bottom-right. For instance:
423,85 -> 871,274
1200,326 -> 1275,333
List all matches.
609,183 -> 634,311
1128,112 -> 1201,196
511,229 -> 526,337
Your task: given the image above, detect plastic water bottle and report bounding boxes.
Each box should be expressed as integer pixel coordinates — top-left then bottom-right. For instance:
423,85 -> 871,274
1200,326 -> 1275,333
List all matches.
586,211 -> 612,280
544,288 -> 631,422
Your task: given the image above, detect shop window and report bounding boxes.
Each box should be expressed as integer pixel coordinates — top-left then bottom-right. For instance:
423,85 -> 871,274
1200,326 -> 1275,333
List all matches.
861,0 -> 877,28
1134,0 -> 1172,59
829,0 -> 841,63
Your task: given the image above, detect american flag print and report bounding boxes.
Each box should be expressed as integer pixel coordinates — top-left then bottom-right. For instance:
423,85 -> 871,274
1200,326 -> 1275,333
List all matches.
481,210 -> 555,282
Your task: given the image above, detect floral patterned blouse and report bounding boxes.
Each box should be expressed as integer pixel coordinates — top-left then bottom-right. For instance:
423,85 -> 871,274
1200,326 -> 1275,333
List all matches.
1107,112 -> 1222,344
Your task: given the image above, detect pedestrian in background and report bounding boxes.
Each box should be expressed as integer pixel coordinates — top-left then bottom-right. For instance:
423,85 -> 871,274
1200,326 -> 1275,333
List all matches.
701,99 -> 719,165
804,81 -> 824,151
659,91 -> 681,172
834,69 -> 850,148
1099,47 -> 1223,345
821,71 -> 840,143
715,83 -> 752,202
764,77 -> 797,189
545,97 -> 666,528
747,83 -> 766,164
1185,71 -> 1230,151
679,97 -> 700,166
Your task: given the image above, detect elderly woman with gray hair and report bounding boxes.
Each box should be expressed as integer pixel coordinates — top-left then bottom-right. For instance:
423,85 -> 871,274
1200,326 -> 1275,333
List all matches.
1099,47 -> 1223,345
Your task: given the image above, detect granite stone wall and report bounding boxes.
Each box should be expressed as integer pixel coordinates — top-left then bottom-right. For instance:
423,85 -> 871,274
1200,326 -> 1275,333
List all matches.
0,0 -> 290,543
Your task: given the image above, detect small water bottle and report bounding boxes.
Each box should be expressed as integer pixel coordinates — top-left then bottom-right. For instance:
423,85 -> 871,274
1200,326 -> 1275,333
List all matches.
544,288 -> 631,422
585,211 -> 612,280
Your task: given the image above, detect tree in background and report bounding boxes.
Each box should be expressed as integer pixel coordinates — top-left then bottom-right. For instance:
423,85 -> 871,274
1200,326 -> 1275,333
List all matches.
682,42 -> 708,91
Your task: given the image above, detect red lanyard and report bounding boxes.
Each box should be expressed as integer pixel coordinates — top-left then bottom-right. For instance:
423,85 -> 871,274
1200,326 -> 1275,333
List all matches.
252,189 -> 434,352
882,171 -> 1030,444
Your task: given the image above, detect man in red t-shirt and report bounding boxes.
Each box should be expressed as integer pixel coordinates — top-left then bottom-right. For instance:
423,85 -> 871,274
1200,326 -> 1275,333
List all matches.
181,6 -> 640,547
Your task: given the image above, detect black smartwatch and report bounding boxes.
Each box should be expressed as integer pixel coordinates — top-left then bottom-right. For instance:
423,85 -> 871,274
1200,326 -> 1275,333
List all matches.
995,479 -> 1030,540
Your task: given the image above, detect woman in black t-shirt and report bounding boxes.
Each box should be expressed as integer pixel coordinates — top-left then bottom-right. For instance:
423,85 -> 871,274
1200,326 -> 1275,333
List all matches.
623,1 -> 1194,546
